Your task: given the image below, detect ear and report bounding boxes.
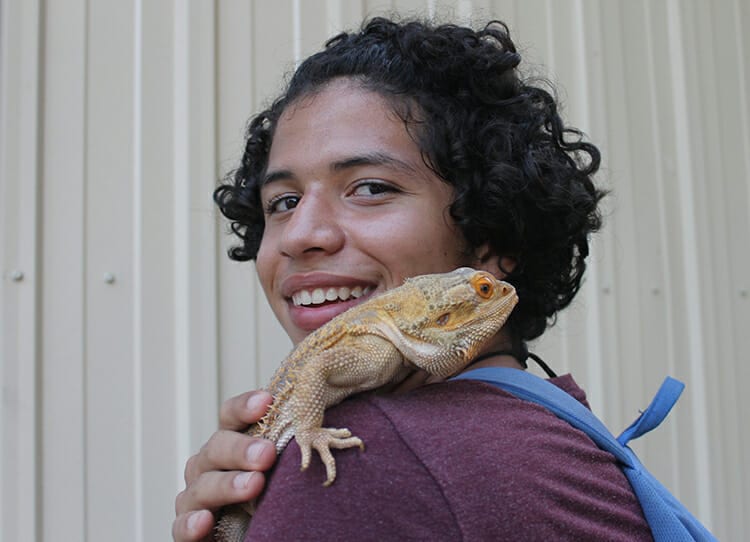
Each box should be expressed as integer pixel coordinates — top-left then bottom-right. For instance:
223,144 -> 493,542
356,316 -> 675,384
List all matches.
473,243 -> 517,280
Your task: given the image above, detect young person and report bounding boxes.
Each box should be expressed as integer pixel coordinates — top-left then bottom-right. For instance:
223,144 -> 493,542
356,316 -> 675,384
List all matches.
173,18 -> 653,540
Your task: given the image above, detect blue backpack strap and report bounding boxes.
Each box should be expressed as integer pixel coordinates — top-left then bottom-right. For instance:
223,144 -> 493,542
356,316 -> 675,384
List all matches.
616,377 -> 684,446
451,367 -> 717,542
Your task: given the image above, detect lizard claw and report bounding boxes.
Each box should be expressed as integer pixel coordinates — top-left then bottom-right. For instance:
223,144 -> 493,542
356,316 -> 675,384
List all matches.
296,427 -> 365,486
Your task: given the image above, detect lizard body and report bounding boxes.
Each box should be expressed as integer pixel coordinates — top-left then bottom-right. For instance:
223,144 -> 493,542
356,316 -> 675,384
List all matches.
214,267 -> 518,540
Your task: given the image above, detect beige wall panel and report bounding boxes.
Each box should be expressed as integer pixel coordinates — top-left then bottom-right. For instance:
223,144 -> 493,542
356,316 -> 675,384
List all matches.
40,0 -> 87,537
728,0 -> 750,532
248,2 -> 300,388
489,0 -> 518,24
85,0 -> 138,537
138,0 -> 181,536
184,0 -> 221,457
535,1 -> 600,398
325,0 -> 366,34
648,0 -> 704,509
252,1 -> 296,106
674,1 -> 728,530
296,2 -> 339,59
1,1 -> 42,540
216,1 -> 266,405
618,0 -> 680,485
364,0 -> 397,17
1,0 -> 747,540
379,0 -> 429,19
680,1 -> 748,535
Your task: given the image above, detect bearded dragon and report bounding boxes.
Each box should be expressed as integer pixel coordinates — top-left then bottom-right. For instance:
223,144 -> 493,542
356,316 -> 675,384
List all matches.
214,267 -> 518,541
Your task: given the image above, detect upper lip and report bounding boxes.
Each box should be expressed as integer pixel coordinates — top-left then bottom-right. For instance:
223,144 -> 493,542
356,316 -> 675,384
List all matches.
280,272 -> 378,299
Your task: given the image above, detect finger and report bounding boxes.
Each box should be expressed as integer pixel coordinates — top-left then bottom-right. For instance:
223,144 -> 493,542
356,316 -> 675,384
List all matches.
219,390 -> 274,431
172,509 -> 213,541
176,470 -> 266,516
185,431 -> 276,485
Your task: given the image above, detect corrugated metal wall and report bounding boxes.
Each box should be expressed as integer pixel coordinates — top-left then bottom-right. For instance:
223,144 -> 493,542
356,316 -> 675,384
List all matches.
1,0 -> 747,540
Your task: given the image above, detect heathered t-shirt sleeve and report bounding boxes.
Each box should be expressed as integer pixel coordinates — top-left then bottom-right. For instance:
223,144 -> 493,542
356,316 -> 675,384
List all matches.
246,396 -> 462,541
245,376 -> 653,541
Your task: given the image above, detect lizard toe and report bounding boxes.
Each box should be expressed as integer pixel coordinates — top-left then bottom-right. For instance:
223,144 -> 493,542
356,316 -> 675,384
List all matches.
295,426 -> 365,485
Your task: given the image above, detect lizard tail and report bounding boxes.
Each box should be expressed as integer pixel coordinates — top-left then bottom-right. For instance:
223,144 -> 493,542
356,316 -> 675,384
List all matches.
214,504 -> 251,542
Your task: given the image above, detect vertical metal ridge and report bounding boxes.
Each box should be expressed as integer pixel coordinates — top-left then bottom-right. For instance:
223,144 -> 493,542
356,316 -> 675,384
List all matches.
608,0 -> 643,426
24,1 -> 43,540
568,0 -> 607,419
132,0 -> 144,538
0,0 -> 45,539
640,1 -> 684,495
730,2 -> 750,532
665,0 -> 713,526
78,0 -> 91,536
172,0 -> 191,489
293,0 -> 303,65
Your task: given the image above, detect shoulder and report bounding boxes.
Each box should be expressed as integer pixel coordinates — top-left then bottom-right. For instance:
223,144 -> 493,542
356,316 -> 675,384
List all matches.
370,379 -> 652,540
247,378 -> 653,541
247,387 -> 463,541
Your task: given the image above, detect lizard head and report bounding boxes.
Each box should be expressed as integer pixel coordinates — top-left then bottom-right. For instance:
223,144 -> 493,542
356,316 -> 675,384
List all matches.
391,267 -> 518,377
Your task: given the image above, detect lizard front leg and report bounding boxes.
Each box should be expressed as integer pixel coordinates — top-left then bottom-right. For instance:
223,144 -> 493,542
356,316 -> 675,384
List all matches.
289,339 -> 405,485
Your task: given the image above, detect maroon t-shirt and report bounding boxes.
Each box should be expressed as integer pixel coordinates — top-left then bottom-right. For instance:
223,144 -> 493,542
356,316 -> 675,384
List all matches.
246,375 -> 653,541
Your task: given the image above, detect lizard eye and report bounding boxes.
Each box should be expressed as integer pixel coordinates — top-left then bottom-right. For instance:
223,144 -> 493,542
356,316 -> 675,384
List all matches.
436,313 -> 451,326
471,275 -> 495,299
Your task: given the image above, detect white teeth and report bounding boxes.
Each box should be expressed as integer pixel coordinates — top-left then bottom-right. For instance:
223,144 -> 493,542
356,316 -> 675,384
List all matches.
292,285 -> 373,306
311,288 -> 326,304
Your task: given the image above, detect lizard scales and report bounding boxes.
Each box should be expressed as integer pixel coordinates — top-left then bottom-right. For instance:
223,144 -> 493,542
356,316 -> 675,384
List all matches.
215,267 -> 518,540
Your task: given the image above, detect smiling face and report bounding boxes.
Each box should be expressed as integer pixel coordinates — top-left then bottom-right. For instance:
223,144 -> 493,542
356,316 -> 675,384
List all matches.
256,79 -> 476,345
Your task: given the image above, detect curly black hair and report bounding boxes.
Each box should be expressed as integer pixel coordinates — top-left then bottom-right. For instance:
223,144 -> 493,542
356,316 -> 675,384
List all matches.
215,17 -> 605,342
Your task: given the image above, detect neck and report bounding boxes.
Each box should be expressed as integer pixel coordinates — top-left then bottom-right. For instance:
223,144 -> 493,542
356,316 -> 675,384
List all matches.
464,351 -> 524,372
462,330 -> 524,372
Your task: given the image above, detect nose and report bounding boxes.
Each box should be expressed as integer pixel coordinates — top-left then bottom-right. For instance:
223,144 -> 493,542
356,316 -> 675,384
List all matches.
278,192 -> 345,258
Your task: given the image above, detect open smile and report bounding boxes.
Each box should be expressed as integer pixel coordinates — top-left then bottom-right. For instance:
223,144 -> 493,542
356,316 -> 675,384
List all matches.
291,285 -> 374,307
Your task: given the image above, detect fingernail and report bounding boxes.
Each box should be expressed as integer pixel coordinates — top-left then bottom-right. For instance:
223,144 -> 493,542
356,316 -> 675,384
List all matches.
233,471 -> 253,489
246,441 -> 268,464
187,510 -> 206,532
246,393 -> 267,413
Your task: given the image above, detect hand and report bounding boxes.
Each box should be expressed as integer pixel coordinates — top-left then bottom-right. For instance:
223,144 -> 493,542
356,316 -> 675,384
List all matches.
172,390 -> 277,541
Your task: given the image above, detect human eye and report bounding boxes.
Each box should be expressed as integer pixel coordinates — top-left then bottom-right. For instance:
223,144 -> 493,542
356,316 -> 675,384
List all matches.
264,193 -> 300,214
350,179 -> 400,197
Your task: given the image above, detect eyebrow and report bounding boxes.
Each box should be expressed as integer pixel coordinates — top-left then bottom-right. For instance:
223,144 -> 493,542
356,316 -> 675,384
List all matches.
330,152 -> 420,176
262,169 -> 294,186
262,151 -> 420,186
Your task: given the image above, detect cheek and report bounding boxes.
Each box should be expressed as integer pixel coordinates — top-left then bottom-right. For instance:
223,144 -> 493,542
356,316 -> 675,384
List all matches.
255,239 -> 275,295
366,210 -> 466,269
